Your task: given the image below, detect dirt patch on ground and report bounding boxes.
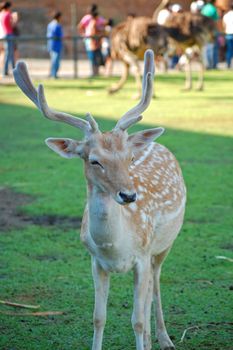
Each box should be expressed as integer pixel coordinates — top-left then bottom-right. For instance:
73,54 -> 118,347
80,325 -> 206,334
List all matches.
220,243 -> 233,251
0,187 -> 82,232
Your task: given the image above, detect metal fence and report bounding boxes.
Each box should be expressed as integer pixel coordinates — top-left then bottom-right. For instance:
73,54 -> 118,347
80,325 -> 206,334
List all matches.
0,35 -> 103,78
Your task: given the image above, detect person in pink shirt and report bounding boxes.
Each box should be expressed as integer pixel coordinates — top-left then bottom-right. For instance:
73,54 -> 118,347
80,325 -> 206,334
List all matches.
78,4 -> 106,36
78,4 -> 106,76
0,1 -> 15,76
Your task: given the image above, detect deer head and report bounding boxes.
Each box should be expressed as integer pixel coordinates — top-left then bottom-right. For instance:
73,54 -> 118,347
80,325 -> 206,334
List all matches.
13,50 -> 164,205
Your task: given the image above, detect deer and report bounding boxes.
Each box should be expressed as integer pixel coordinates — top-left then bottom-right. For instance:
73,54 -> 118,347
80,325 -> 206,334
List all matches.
109,0 -> 215,96
13,49 -> 186,350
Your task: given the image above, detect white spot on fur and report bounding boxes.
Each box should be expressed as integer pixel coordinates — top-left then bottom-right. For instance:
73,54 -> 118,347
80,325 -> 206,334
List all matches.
137,193 -> 144,200
134,143 -> 154,166
139,176 -> 145,183
151,180 -> 159,186
128,202 -> 137,212
164,200 -> 172,206
141,211 -> 147,223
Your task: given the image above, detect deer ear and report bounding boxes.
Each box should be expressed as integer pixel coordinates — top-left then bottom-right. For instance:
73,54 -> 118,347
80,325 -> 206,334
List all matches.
128,127 -> 164,151
45,138 -> 85,159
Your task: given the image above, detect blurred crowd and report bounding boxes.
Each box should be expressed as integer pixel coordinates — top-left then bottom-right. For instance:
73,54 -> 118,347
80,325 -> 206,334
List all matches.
0,0 -> 233,79
159,0 -> 233,70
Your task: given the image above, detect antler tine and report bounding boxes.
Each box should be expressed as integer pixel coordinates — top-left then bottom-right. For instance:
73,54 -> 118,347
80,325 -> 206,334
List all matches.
13,61 -> 93,135
13,61 -> 41,108
142,49 -> 155,95
37,84 -> 91,134
114,49 -> 154,131
85,112 -> 100,133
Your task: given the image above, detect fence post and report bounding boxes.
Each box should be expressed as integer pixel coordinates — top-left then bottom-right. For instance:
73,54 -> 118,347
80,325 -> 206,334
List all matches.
71,3 -> 78,78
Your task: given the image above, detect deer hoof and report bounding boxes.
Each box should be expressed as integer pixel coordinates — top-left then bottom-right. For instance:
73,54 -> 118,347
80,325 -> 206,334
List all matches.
182,86 -> 192,92
158,331 -> 175,350
107,86 -> 118,94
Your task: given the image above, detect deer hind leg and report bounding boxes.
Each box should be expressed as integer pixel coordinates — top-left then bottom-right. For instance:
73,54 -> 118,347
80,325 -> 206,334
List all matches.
91,257 -> 110,350
108,61 -> 129,94
184,57 -> 192,91
152,248 -> 175,350
132,258 -> 151,350
143,268 -> 153,350
196,56 -> 204,91
108,50 -> 141,99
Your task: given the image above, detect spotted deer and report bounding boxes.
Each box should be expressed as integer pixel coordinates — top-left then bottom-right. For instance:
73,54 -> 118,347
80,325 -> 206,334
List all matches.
13,50 -> 186,350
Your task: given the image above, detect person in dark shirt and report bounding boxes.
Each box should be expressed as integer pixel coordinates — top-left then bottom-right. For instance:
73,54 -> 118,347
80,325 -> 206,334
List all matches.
201,0 -> 220,69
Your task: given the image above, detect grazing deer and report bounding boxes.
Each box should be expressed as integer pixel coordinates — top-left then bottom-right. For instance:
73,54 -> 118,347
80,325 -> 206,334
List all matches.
13,50 -> 186,350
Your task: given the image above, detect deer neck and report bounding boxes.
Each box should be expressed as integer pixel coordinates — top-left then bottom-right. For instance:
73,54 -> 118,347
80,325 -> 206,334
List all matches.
87,184 -> 123,247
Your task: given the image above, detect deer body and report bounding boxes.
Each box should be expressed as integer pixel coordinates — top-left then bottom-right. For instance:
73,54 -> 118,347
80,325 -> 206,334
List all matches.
13,50 -> 186,350
81,142 -> 186,274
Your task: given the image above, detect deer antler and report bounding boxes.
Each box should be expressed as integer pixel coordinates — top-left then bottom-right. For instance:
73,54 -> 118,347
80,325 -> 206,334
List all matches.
114,49 -> 154,132
13,61 -> 98,135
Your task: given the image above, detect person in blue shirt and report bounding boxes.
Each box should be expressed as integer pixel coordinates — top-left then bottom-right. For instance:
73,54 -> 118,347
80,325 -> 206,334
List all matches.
201,0 -> 219,69
47,11 -> 63,78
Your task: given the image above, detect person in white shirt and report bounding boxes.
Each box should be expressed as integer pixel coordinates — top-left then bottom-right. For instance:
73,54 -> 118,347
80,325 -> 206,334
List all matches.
190,0 -> 204,14
157,1 -> 171,25
223,3 -> 233,68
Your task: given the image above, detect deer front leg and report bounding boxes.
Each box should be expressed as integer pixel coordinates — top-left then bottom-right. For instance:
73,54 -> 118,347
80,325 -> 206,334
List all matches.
132,258 -> 151,350
196,57 -> 204,91
91,257 -> 110,350
143,269 -> 153,350
108,62 -> 129,94
153,249 -> 175,350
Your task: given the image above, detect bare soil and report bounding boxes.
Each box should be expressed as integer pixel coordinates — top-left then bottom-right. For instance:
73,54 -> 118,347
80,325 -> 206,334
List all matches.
0,187 -> 82,232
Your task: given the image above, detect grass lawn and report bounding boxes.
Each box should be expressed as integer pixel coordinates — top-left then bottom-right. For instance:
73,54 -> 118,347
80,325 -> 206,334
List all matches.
0,70 -> 233,350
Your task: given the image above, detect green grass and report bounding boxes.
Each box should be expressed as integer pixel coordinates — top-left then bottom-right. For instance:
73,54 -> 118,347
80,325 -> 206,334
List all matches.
0,71 -> 233,350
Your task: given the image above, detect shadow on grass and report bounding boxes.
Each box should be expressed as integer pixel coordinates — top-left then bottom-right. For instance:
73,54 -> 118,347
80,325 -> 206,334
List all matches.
1,102 -> 232,220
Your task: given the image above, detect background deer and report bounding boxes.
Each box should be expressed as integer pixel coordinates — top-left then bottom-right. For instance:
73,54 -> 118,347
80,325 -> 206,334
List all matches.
13,49 -> 186,350
109,0 -> 215,96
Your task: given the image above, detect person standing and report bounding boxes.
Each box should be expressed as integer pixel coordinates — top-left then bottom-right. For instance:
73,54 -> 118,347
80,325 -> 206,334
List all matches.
0,1 -> 15,77
47,11 -> 63,79
101,18 -> 114,76
0,4 -> 5,73
201,0 -> 220,69
78,4 -> 106,77
223,3 -> 233,68
12,11 -> 20,62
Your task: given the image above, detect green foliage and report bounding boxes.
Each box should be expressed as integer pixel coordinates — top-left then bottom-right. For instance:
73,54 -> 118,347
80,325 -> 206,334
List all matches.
0,71 -> 233,349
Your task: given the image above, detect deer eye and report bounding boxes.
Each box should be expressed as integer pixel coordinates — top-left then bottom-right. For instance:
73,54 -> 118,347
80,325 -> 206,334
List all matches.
90,160 -> 104,168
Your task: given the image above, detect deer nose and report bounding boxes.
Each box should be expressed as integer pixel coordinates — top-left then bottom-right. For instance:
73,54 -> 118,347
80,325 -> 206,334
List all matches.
119,191 -> 137,203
